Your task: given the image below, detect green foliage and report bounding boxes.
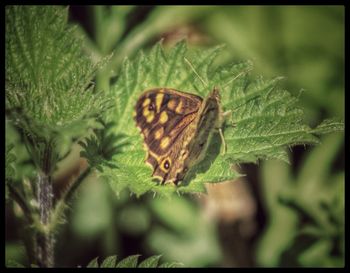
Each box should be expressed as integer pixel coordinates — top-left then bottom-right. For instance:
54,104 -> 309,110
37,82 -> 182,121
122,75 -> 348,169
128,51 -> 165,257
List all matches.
78,120 -> 128,171
5,144 -> 16,199
114,255 -> 140,268
5,6 -> 115,268
86,254 -> 182,268
6,144 -> 16,181
204,6 -> 344,119
146,196 -> 222,266
117,204 -> 150,235
100,255 -> 117,268
81,6 -> 213,72
101,41 -> 343,198
5,6 -> 344,268
310,118 -> 344,135
6,121 -> 36,181
70,175 -> 113,238
257,133 -> 344,267
6,259 -> 25,268
5,243 -> 28,268
5,6 -> 110,147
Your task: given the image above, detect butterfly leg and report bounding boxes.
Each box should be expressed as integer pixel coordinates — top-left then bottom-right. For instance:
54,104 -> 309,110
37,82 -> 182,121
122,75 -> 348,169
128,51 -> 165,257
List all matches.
222,109 -> 238,128
215,110 -> 231,155
222,110 -> 232,125
222,110 -> 232,117
218,127 -> 227,155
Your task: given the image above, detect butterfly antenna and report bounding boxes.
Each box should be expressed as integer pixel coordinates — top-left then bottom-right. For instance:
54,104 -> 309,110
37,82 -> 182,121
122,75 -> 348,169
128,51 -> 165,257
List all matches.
232,95 -> 259,111
184,57 -> 208,88
222,66 -> 253,90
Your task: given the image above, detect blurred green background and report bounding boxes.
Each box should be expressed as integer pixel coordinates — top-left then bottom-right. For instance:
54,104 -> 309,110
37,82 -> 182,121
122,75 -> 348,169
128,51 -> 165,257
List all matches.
5,5 -> 344,267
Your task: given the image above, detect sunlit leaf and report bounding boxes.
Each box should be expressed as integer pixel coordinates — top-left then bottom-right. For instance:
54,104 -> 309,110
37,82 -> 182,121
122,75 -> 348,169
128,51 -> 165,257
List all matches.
115,255 -> 140,268
5,6 -> 111,141
102,41 -> 342,197
138,255 -> 162,268
86,257 -> 99,268
100,255 -> 117,268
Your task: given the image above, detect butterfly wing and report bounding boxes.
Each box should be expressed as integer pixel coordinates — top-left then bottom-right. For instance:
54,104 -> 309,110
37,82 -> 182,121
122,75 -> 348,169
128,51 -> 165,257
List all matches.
174,88 -> 221,183
134,88 -> 202,183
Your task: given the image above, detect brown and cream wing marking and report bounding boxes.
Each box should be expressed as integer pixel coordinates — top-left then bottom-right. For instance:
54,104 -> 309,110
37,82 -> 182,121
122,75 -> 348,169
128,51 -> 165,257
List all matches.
134,88 -> 202,183
134,88 -> 202,154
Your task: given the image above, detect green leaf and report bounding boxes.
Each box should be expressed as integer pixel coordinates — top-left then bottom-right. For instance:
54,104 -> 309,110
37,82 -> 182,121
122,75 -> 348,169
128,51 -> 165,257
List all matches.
5,143 -> 17,200
256,160 -> 298,267
78,120 -> 127,170
298,239 -> 332,266
71,176 -> 113,237
224,76 -> 320,164
310,118 -> 344,135
138,255 -> 162,268
86,257 -> 99,268
86,254 -> 181,268
100,255 -> 117,268
115,255 -> 140,268
107,6 -> 214,72
6,144 -> 16,181
159,261 -> 184,268
257,133 -> 344,267
104,41 -> 343,197
5,6 -> 111,141
150,195 -> 200,233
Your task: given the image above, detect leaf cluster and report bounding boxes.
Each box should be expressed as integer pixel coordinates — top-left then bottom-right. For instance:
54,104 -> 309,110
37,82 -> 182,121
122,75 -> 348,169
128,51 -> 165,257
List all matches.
78,120 -> 129,171
257,133 -> 344,267
102,41 -> 343,197
5,6 -> 111,141
86,254 -> 182,268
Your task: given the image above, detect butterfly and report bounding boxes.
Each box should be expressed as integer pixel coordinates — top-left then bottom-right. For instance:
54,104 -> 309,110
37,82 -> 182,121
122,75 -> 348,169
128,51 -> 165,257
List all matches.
134,87 -> 226,185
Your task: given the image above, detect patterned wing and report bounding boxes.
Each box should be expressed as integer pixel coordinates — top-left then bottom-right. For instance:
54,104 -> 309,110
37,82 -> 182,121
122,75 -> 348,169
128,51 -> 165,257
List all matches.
160,88 -> 221,185
134,88 -> 202,183
183,88 -> 221,171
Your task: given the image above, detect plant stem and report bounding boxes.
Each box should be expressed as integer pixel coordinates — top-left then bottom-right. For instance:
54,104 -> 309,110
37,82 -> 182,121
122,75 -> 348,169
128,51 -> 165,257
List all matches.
36,171 -> 54,268
7,180 -> 38,264
6,181 -> 33,224
35,141 -> 57,268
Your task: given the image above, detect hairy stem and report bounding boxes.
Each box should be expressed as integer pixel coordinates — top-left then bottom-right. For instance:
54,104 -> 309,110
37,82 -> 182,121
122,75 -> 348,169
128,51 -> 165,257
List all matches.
34,142 -> 57,268
36,171 -> 54,268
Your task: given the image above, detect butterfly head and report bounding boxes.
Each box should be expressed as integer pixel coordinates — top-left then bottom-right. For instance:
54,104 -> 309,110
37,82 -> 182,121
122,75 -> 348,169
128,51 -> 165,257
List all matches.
208,87 -> 220,101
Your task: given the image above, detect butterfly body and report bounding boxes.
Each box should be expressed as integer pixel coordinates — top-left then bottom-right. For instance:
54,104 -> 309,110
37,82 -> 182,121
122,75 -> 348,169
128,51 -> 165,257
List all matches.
134,88 -> 221,185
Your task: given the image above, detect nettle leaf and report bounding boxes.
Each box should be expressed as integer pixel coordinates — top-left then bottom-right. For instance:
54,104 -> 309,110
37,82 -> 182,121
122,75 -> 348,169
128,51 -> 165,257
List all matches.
100,255 -> 117,268
6,143 -> 16,181
86,257 -> 99,268
310,118 -> 344,135
78,120 -> 128,171
137,255 -> 162,268
223,77 -> 322,164
5,144 -> 16,200
115,255 -> 140,268
103,40 -> 343,197
159,261 -> 184,268
5,6 -> 111,141
86,254 -> 181,268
